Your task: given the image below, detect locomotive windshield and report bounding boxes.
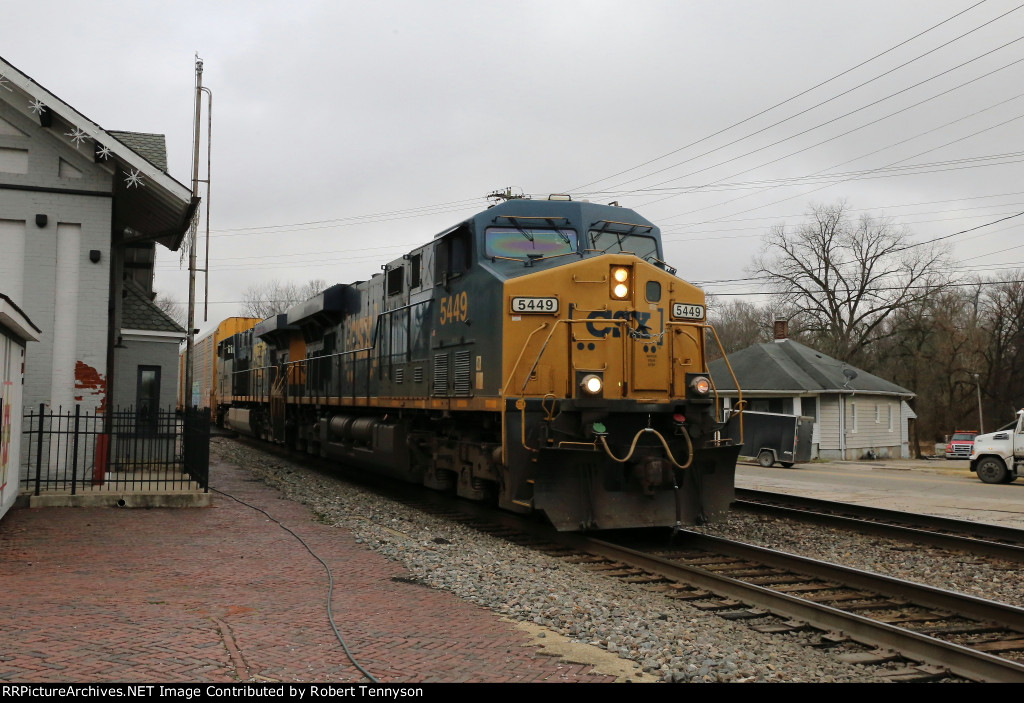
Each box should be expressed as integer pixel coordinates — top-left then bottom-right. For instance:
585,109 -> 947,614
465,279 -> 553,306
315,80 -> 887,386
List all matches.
587,230 -> 659,261
485,226 -> 578,261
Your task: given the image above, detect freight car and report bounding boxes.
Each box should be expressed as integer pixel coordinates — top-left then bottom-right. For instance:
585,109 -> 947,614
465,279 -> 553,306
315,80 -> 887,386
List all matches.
216,197 -> 743,530
177,316 -> 261,411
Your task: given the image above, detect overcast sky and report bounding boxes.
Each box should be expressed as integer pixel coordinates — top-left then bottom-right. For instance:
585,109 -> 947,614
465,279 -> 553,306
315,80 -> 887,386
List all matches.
5,1 -> 1022,333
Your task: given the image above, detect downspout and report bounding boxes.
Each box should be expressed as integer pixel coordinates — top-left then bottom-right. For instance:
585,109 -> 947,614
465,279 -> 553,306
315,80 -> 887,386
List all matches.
838,393 -> 846,460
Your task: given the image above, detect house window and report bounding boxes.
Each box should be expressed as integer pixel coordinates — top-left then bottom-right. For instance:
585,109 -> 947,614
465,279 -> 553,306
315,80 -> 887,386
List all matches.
875,404 -> 880,423
802,396 -> 818,422
850,402 -> 858,433
888,404 -> 894,432
136,365 -> 161,433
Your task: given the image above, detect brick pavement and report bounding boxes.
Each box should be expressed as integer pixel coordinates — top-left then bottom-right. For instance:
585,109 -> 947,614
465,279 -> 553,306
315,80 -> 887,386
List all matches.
0,455 -> 616,683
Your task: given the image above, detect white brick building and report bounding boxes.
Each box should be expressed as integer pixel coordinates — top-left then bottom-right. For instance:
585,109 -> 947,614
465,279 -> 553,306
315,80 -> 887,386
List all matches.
0,56 -> 194,420
0,294 -> 39,519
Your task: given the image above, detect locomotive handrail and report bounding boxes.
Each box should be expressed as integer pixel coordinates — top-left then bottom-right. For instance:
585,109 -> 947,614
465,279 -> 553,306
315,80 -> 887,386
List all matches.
283,346 -> 372,405
701,322 -> 744,444
515,318 -> 627,395
500,322 -> 551,397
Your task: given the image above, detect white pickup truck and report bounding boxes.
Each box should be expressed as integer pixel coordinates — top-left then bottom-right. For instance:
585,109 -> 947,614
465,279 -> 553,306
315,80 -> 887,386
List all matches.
969,409 -> 1024,484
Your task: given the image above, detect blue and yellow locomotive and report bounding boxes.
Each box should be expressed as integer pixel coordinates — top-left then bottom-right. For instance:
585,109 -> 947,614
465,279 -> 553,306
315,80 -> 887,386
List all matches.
216,197 -> 742,530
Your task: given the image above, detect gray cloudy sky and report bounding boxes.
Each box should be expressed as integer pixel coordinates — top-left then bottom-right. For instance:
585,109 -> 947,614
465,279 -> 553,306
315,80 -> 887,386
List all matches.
5,1 -> 1022,333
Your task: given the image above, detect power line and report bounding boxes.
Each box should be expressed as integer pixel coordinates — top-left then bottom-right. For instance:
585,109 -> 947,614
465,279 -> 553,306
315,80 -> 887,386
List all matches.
565,0 -> 994,192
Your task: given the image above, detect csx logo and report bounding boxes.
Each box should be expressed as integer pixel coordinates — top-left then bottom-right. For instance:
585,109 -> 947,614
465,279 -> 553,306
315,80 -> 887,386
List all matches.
586,310 -> 660,342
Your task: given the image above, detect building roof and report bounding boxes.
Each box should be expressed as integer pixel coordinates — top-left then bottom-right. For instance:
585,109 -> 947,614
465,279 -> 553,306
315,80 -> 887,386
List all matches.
107,131 -> 168,172
709,339 -> 913,397
0,292 -> 41,342
0,55 -> 197,251
121,281 -> 186,334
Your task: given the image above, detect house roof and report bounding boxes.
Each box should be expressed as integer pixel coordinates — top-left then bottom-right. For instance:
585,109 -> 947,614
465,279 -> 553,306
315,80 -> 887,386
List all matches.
0,56 -> 198,251
121,281 -> 186,335
709,339 -> 913,397
0,292 -> 41,342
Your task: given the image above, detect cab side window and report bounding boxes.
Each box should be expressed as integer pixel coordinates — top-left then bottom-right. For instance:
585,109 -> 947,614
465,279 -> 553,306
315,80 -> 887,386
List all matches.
435,225 -> 472,283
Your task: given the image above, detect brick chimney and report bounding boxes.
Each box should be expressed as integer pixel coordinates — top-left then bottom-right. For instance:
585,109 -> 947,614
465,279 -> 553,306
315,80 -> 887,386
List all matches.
773,317 -> 789,342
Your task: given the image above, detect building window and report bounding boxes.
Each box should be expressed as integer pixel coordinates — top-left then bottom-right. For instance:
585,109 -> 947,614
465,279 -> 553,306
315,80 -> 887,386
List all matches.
850,402 -> 858,433
888,404 -> 894,432
875,404 -> 880,423
136,365 -> 161,433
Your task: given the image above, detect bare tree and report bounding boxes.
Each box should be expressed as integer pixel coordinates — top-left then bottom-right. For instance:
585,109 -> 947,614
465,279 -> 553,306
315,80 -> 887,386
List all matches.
750,201 -> 949,362
153,291 -> 187,328
239,278 -> 328,319
978,272 -> 1024,426
705,298 -> 776,360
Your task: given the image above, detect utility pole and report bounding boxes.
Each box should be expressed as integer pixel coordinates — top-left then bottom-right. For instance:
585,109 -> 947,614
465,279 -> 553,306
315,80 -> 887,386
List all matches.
974,372 -> 984,433
184,55 -> 203,411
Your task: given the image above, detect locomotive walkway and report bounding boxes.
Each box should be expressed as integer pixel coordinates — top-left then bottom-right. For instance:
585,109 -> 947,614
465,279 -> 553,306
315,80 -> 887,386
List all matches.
0,453 -> 623,684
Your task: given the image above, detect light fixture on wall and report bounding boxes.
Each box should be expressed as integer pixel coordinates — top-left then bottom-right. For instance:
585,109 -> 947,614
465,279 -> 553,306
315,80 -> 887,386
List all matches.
89,250 -> 101,263
35,214 -> 47,228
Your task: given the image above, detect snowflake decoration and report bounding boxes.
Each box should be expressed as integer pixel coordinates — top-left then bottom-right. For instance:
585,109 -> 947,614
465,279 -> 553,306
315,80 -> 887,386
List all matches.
28,98 -> 46,115
65,127 -> 89,148
123,169 -> 145,189
95,144 -> 113,161
0,73 -> 12,92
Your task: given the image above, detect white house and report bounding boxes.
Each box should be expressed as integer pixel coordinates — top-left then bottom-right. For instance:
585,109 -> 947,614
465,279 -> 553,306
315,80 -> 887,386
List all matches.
709,338 -> 916,460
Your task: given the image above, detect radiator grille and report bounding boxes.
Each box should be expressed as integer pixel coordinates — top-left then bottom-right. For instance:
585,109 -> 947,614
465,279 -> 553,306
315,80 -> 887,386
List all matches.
432,354 -> 448,396
454,350 -> 472,397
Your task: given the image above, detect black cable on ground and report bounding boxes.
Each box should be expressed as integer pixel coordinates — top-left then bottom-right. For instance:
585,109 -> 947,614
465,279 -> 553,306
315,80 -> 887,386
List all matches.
210,486 -> 380,684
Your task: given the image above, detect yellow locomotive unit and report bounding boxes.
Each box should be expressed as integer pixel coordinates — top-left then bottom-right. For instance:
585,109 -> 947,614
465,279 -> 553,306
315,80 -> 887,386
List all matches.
218,197 -> 742,530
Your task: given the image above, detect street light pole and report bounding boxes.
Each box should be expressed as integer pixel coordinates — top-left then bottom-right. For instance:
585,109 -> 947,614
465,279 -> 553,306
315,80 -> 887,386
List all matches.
973,372 -> 984,433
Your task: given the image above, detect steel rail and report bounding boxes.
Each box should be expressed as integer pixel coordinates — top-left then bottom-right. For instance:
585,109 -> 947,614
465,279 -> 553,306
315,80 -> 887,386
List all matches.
735,488 -> 1024,559
555,532 -> 1024,683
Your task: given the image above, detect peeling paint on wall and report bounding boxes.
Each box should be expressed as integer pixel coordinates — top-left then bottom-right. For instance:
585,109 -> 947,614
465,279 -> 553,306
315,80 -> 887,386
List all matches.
74,360 -> 106,413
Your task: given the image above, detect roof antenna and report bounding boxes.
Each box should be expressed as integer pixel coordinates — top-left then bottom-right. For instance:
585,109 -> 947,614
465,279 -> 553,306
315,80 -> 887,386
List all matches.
486,186 -> 526,204
842,368 -> 858,389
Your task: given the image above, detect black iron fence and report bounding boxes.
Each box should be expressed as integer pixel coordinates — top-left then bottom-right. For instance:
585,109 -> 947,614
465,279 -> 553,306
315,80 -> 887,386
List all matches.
20,405 -> 209,495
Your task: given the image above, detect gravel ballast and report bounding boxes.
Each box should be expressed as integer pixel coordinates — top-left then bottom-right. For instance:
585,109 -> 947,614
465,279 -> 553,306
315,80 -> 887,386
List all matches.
212,438 -> 997,683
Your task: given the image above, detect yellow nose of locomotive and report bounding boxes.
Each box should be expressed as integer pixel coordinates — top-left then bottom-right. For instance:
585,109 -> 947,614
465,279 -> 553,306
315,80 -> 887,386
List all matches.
502,254 -> 707,402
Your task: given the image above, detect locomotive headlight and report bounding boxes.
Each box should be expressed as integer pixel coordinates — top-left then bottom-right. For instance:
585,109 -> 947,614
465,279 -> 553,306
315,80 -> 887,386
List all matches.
580,374 -> 604,395
689,375 -> 711,396
610,266 -> 631,300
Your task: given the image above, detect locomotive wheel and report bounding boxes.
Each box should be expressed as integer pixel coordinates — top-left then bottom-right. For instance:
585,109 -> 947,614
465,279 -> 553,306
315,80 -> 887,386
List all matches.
757,450 -> 774,468
976,457 -> 1008,484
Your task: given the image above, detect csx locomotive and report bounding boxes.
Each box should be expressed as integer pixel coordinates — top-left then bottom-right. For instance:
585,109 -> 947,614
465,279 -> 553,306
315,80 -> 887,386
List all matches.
216,197 -> 743,530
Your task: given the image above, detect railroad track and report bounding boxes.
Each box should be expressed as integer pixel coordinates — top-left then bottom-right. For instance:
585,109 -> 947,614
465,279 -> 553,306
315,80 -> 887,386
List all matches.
581,530 -> 1024,683
395,489 -> 1024,682
734,488 -> 1024,562
227,438 -> 1024,682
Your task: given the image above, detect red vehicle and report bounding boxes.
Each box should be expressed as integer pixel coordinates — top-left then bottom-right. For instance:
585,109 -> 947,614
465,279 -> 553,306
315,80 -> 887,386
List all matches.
945,431 -> 978,459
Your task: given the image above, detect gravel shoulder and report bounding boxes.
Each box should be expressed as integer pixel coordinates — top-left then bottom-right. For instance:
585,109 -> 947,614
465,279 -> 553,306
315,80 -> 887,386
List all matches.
213,438 -> 921,683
